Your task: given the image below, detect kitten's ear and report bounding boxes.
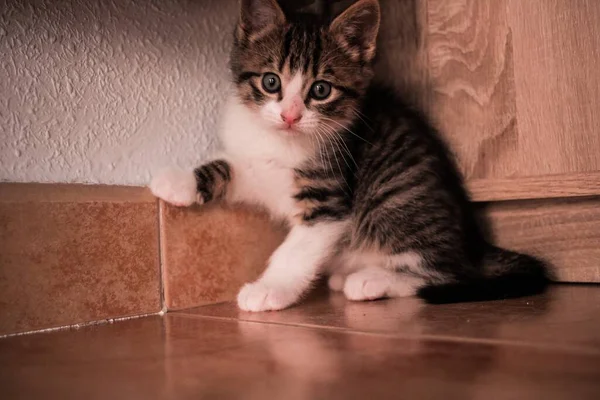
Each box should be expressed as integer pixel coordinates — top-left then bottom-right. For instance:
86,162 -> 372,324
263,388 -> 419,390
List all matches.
237,0 -> 286,41
329,0 -> 380,62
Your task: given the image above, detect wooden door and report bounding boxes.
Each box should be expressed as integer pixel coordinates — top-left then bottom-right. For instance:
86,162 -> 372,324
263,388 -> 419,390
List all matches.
377,0 -> 600,281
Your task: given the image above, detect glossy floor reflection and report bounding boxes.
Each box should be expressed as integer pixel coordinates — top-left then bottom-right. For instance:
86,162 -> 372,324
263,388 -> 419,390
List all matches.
186,284 -> 600,352
1,285 -> 599,399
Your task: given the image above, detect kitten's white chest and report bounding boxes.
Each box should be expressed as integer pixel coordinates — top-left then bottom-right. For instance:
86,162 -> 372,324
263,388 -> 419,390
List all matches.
227,157 -> 297,220
219,97 -> 309,220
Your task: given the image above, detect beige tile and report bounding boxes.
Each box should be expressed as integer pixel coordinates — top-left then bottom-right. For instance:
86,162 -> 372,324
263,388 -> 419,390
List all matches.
0,183 -> 161,335
178,285 -> 600,352
1,313 -> 599,399
160,202 -> 286,310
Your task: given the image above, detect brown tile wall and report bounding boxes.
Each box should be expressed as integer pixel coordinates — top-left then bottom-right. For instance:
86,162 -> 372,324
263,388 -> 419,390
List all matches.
1,182 -> 596,335
159,202 -> 286,310
0,183 -> 286,335
0,183 -> 161,335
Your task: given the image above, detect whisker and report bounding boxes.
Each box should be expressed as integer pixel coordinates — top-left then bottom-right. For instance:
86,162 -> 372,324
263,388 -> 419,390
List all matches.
313,132 -> 327,171
317,127 -> 351,192
326,131 -> 353,176
349,107 -> 375,132
320,117 -> 373,145
320,123 -> 358,169
313,129 -> 335,181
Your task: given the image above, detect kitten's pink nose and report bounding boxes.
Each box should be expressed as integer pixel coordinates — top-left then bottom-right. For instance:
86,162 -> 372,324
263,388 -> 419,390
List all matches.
280,112 -> 302,126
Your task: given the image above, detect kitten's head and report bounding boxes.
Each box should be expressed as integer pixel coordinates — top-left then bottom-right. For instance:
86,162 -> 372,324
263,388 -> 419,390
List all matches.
230,0 -> 380,137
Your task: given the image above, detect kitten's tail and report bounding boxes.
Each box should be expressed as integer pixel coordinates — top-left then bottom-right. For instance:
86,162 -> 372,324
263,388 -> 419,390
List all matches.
416,245 -> 551,304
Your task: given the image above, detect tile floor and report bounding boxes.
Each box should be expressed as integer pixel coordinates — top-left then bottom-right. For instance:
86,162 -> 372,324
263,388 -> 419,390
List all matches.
1,284 -> 599,399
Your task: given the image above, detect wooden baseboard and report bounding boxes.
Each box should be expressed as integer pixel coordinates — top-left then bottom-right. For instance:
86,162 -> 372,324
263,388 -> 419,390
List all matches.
483,196 -> 600,283
468,171 -> 600,202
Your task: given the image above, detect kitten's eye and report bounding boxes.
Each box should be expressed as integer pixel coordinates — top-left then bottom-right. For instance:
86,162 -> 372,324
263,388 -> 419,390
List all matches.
261,73 -> 281,94
310,81 -> 332,100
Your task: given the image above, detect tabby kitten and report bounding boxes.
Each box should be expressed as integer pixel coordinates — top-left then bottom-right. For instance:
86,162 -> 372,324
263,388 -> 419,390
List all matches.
150,0 -> 549,312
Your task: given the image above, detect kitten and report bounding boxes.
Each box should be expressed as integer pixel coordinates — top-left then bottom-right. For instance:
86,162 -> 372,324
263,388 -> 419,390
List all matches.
150,0 -> 550,312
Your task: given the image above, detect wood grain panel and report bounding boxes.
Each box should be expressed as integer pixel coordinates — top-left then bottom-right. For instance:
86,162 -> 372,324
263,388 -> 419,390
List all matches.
484,197 -> 600,283
468,171 -> 600,202
375,0 -> 430,110
507,0 -> 600,176
427,0 -> 518,180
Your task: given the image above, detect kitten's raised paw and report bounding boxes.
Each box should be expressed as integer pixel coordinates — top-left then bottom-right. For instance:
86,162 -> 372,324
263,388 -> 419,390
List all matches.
343,269 -> 389,301
149,168 -> 199,207
237,281 -> 298,312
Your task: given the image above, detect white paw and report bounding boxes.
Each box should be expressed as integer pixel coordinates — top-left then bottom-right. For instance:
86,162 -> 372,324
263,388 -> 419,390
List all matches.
343,270 -> 389,301
327,274 -> 346,292
237,281 -> 299,312
149,168 -> 199,207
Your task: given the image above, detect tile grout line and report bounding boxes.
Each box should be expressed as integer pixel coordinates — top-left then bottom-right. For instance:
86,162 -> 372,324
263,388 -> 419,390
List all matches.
156,199 -> 167,314
169,312 -> 600,356
0,312 -> 160,339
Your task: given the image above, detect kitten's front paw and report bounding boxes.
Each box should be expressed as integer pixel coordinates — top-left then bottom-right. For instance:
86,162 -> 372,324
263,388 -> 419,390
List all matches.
237,281 -> 299,312
149,168 -> 199,207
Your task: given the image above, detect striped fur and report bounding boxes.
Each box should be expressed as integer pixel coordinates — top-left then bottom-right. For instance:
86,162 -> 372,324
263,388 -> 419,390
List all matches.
194,160 -> 232,203
152,0 -> 550,310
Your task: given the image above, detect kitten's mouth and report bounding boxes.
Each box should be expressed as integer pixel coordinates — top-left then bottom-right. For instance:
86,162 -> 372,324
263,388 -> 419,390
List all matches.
278,125 -> 302,136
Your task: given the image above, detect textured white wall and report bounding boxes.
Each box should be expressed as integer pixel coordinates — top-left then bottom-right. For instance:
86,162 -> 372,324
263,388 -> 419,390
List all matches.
0,0 -> 238,185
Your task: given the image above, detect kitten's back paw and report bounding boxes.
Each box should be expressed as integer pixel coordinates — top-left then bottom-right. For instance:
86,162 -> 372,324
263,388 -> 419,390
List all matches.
343,268 -> 419,301
149,168 -> 199,207
327,274 -> 346,292
343,268 -> 390,301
